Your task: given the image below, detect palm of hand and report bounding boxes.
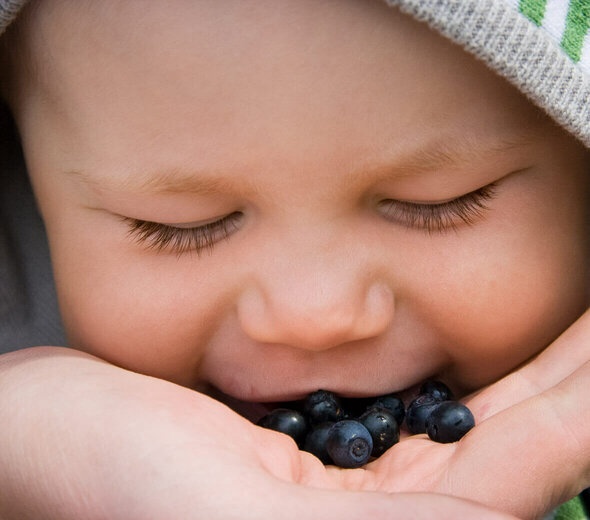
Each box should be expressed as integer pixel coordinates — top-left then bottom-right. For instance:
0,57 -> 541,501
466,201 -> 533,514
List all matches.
5,308 -> 589,520
170,392 -> 495,519
229,378 -> 578,520
221,308 -> 590,519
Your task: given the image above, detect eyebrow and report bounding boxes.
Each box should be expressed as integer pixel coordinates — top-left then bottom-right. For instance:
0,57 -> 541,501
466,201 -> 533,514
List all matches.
66,128 -> 540,194
67,166 -> 254,196
354,128 -> 539,180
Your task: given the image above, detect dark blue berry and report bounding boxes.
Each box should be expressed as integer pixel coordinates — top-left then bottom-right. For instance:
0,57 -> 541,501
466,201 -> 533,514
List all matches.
405,394 -> 442,435
326,420 -> 373,468
367,394 -> 405,425
425,401 -> 475,443
303,422 -> 334,464
358,407 -> 399,457
257,408 -> 308,447
419,380 -> 454,402
303,390 -> 345,425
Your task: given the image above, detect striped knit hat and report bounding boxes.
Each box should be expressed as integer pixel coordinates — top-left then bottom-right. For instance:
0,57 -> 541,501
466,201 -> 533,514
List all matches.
386,0 -> 590,147
0,0 -> 23,36
1,0 -> 589,147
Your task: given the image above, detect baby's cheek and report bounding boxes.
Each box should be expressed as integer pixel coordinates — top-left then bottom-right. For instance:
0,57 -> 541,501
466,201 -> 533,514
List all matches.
423,242 -> 587,389
54,247 -> 233,387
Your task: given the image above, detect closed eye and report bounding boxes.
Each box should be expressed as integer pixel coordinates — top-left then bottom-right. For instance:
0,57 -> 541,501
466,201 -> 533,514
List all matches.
378,183 -> 498,233
121,211 -> 243,256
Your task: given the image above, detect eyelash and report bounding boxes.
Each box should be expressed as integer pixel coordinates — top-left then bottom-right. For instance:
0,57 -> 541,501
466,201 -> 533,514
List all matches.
123,183 -> 497,255
378,183 -> 498,233
122,211 -> 243,256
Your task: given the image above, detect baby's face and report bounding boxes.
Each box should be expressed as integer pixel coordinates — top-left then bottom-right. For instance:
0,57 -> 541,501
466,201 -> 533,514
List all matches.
10,0 -> 589,402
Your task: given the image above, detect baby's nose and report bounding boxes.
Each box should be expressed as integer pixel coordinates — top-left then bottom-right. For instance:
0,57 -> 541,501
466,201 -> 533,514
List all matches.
237,276 -> 394,351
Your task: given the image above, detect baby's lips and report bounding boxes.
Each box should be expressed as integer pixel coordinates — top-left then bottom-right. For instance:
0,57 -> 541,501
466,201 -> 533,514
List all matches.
226,397 -> 275,423
205,379 -> 444,426
199,384 -> 275,422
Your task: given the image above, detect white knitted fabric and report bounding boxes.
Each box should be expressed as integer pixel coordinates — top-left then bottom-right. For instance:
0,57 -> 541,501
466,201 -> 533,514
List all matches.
0,0 -> 26,36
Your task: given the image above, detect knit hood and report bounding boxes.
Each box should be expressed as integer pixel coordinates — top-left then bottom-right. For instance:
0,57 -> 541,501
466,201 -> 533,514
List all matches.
387,0 -> 590,147
0,0 -> 23,36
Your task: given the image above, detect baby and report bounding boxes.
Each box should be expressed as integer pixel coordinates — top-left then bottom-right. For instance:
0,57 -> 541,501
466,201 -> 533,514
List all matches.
0,0 -> 589,518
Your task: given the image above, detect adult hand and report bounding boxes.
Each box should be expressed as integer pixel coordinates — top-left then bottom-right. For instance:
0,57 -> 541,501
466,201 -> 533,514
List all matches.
353,307 -> 590,519
0,346 -> 516,520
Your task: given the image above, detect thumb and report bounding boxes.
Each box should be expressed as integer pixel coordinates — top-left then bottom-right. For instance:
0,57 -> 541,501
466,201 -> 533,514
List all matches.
440,360 -> 590,518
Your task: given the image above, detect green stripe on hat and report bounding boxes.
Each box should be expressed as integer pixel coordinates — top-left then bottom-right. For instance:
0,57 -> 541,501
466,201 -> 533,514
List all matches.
519,0 -> 547,26
561,0 -> 590,62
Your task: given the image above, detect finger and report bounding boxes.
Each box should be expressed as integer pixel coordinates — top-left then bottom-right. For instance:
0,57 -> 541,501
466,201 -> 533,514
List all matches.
433,359 -> 590,519
466,307 -> 590,420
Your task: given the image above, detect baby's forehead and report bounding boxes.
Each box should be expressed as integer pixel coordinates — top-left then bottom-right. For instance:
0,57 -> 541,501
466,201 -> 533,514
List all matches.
3,0 -> 567,190
2,0 -> 590,156
6,0 -> 492,90
17,0 -> 545,116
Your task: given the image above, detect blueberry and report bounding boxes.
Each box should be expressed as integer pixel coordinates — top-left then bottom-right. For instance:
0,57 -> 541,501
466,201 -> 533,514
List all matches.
326,420 -> 373,468
419,380 -> 454,402
257,408 -> 308,447
426,401 -> 475,443
405,394 -> 442,434
303,422 -> 334,464
358,407 -> 400,457
303,390 -> 345,425
367,394 -> 405,425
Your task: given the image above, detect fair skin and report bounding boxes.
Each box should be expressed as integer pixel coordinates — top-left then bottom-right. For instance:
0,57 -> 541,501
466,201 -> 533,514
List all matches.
0,0 -> 589,518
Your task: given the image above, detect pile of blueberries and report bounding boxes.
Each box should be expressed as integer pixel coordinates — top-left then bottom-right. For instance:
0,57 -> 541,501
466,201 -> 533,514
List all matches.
257,380 -> 475,468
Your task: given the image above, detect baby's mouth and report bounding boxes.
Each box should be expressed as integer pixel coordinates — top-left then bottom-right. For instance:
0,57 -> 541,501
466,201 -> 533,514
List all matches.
202,383 -> 425,425
207,388 -> 279,422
